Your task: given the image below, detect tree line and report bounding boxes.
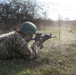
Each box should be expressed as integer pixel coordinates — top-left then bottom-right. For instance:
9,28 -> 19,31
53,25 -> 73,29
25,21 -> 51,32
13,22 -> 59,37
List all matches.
0,0 -> 50,30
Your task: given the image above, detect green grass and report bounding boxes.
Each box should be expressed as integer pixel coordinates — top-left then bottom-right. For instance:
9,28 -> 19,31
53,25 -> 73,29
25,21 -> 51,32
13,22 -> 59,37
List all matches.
0,44 -> 76,75
0,26 -> 76,75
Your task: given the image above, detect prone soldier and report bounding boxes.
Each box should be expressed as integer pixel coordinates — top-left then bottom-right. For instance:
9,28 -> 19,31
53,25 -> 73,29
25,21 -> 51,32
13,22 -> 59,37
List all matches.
0,21 -> 56,60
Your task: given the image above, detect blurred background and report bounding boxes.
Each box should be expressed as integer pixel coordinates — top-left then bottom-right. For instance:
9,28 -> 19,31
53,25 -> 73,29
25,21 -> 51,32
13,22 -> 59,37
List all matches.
0,0 -> 76,31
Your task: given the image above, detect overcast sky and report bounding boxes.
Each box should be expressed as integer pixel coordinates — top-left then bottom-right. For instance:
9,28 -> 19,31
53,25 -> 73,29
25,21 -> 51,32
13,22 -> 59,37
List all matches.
37,0 -> 76,20
0,0 -> 76,20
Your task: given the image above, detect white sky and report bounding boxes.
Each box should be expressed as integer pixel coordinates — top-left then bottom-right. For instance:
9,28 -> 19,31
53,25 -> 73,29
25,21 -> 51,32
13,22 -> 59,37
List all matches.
37,0 -> 76,20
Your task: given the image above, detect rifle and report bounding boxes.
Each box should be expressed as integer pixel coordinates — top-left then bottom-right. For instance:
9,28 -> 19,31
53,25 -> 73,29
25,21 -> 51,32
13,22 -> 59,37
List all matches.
25,32 -> 56,49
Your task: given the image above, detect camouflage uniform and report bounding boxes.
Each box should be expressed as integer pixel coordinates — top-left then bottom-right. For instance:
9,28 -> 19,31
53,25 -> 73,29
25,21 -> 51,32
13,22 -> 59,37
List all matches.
0,31 -> 38,59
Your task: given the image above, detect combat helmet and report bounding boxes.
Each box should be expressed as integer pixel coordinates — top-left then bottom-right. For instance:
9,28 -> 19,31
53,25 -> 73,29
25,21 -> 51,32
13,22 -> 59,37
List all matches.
20,21 -> 37,35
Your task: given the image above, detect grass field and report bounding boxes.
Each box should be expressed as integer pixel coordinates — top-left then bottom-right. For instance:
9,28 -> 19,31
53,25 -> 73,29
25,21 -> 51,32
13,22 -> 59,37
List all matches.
0,26 -> 76,75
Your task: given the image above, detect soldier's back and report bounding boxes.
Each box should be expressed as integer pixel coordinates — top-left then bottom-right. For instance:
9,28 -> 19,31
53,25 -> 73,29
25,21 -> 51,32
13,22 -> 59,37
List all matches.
0,31 -> 16,59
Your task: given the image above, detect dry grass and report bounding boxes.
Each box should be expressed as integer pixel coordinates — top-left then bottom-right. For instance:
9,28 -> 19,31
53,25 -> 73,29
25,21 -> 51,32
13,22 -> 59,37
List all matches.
0,26 -> 76,75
